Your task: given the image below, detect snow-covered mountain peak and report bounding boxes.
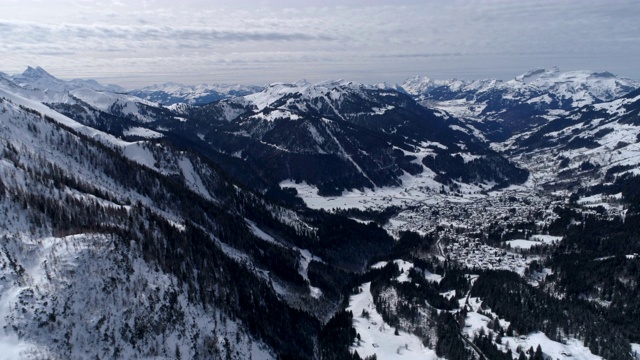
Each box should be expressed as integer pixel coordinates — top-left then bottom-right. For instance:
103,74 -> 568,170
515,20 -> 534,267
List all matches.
18,66 -> 56,81
143,81 -> 183,91
294,79 -> 311,87
374,81 -> 405,92
506,67 -> 638,97
314,78 -> 357,88
401,75 -> 482,96
514,67 -> 559,83
401,67 -> 640,143
12,66 -> 65,91
245,82 -> 303,110
8,66 -> 126,99
0,69 -> 166,125
241,79 -> 375,113
400,75 -> 433,95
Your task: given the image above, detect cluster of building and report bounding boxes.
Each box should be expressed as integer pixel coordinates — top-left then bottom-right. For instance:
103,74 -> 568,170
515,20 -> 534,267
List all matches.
384,190 -> 558,274
388,190 -> 556,237
444,237 -> 533,274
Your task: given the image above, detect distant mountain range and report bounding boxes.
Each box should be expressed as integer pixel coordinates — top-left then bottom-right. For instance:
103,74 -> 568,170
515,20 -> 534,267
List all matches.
129,82 -> 264,106
401,67 -> 640,142
4,66 -> 640,194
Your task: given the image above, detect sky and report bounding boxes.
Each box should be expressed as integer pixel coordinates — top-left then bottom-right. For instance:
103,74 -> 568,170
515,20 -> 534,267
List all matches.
2,0 -> 640,88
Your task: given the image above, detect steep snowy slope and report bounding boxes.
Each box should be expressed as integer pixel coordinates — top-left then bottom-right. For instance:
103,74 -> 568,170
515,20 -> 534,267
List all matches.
0,85 -> 364,358
5,67 -> 173,127
0,94 -> 271,358
0,233 -> 273,360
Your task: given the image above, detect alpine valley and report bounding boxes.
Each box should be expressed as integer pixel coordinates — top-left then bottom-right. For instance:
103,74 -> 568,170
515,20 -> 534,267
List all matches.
1,66 -> 640,360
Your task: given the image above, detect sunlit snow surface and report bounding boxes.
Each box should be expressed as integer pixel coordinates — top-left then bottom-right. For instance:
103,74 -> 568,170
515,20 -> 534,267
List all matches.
178,157 -> 213,200
463,297 -> 602,360
123,126 -> 164,138
506,235 -> 561,249
344,261 -> 448,359
279,176 -> 483,212
371,260 -> 442,284
348,282 -> 439,360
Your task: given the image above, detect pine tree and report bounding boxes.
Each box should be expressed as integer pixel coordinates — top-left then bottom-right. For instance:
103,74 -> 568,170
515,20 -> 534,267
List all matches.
506,324 -> 514,337
352,350 -> 361,360
533,344 -> 543,360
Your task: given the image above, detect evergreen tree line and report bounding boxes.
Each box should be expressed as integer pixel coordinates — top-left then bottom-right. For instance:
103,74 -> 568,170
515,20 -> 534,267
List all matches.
470,270 -> 633,359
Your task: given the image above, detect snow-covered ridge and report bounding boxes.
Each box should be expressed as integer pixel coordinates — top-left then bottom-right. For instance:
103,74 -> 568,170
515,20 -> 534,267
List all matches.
402,67 -> 640,144
3,67 -> 167,124
401,75 -> 468,96
243,79 -> 378,113
207,77 -> 405,125
137,81 -> 259,94
129,81 -> 264,105
402,67 -> 640,101
69,87 -> 162,123
402,67 -> 640,120
0,82 -> 172,175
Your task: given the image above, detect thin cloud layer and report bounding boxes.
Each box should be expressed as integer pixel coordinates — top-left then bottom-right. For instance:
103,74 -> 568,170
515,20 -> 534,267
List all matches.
2,0 -> 639,86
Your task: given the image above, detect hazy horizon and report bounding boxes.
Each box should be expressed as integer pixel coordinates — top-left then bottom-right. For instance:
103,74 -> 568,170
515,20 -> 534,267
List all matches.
3,0 -> 639,88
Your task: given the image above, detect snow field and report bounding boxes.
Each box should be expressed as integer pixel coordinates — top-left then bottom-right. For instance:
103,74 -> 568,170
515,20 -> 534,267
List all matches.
505,234 -> 561,250
463,297 -> 601,360
348,282 -> 439,360
123,127 -> 164,139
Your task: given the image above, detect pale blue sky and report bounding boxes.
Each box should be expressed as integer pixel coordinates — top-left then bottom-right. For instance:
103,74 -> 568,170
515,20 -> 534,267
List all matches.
2,0 -> 639,87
